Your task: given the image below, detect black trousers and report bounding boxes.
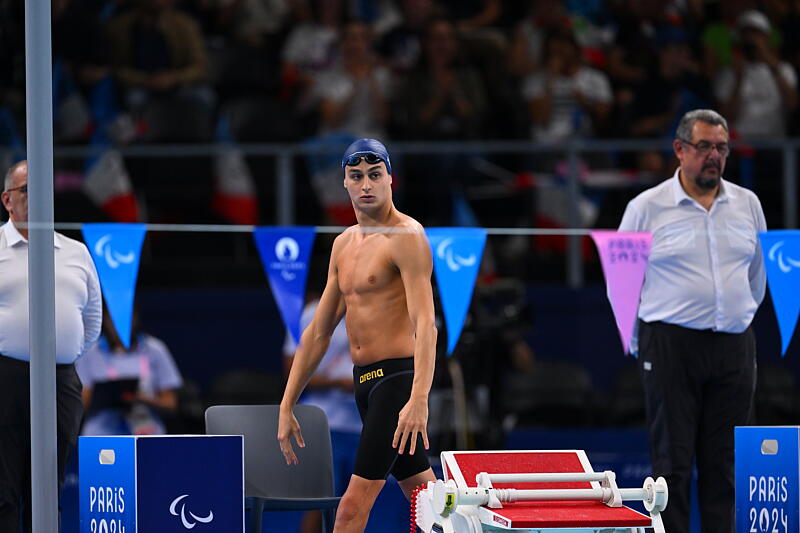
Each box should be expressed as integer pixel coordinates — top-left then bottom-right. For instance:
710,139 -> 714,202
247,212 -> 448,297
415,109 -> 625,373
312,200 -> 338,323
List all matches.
638,321 -> 757,533
0,355 -> 83,533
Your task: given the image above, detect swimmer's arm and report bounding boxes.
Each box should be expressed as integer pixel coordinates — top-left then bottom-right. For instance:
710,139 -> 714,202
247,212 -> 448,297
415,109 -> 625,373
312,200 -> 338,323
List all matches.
278,236 -> 347,464
393,229 -> 438,454
280,238 -> 346,411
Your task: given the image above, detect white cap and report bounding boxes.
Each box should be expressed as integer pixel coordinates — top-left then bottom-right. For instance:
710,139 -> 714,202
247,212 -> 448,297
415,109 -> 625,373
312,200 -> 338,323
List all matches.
737,10 -> 771,34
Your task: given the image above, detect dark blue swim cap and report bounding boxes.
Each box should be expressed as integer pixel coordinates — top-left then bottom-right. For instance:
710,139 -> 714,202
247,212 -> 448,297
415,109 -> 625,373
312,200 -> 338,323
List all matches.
341,138 -> 392,175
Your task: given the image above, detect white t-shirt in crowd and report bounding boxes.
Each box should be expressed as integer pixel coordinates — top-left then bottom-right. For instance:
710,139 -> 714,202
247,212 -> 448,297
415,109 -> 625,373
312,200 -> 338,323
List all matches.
715,61 -> 797,138
522,66 -> 612,142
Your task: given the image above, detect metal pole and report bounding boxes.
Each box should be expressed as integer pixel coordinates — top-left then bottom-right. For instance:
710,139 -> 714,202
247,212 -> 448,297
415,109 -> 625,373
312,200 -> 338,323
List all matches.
276,153 -> 294,225
482,472 -> 610,483
25,0 -> 59,531
783,146 -> 798,228
566,144 -> 583,288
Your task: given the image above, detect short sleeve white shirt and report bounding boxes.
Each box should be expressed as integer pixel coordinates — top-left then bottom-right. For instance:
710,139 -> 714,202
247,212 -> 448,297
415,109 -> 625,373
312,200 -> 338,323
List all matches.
618,170 -> 767,337
0,222 -> 102,363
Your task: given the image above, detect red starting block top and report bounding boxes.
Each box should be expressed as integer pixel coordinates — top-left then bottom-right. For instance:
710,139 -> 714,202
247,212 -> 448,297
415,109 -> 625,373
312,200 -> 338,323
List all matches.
441,450 -> 652,529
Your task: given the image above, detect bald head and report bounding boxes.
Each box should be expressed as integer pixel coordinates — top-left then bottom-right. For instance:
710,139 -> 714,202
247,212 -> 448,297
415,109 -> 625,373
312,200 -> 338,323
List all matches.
4,160 -> 27,191
2,160 -> 29,230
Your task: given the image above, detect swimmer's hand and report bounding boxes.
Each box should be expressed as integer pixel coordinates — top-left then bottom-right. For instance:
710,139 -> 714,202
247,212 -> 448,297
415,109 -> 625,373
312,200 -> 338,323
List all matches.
277,408 -> 305,465
393,397 -> 430,455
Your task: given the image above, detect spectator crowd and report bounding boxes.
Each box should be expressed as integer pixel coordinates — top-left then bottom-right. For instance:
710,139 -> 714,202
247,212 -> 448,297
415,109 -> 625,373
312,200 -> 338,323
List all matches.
0,0 -> 798,231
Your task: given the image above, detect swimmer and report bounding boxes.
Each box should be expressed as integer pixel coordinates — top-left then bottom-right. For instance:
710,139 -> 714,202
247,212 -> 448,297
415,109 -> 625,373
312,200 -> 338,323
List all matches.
278,138 -> 438,533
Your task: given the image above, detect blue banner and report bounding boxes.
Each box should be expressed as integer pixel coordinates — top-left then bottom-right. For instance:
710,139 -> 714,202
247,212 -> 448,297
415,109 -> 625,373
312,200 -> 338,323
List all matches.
759,231 -> 800,356
426,228 -> 486,355
82,224 -> 146,349
254,227 -> 316,345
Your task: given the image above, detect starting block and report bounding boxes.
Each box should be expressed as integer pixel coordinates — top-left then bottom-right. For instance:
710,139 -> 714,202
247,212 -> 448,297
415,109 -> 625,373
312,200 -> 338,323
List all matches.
414,450 -> 667,533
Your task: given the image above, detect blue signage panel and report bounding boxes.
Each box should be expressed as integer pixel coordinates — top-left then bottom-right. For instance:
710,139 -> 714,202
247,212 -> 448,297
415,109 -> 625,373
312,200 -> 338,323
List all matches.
136,436 -> 244,533
79,436 -> 137,533
736,427 -> 799,533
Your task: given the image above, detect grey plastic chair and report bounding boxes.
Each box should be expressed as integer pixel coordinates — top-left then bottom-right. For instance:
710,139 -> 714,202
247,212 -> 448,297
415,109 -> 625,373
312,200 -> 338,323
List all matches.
205,404 -> 341,533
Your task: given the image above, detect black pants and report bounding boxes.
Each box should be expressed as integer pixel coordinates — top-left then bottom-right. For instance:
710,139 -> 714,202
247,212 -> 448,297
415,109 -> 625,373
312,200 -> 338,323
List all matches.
0,355 -> 84,533
638,321 -> 756,533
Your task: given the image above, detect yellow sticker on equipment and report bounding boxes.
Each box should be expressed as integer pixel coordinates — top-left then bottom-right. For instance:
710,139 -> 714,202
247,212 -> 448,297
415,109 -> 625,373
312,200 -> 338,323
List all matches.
445,493 -> 455,509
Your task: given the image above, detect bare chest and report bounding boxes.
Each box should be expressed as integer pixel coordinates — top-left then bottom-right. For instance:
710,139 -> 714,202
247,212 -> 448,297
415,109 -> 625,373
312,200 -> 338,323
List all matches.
337,236 -> 399,295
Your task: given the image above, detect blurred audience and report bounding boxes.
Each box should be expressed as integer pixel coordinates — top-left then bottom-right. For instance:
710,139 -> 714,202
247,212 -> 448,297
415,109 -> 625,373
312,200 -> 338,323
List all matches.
522,26 -> 612,144
0,0 -> 24,104
106,0 -> 215,133
393,18 -> 487,140
1,0 -> 799,229
391,17 -> 488,225
508,0 -> 572,78
438,0 -> 501,33
377,0 -> 440,72
315,20 -> 390,138
627,27 -> 710,138
606,0 -> 662,111
52,0 -> 118,143
700,0 -> 747,81
715,9 -> 797,139
281,0 -> 343,73
224,0 -> 291,48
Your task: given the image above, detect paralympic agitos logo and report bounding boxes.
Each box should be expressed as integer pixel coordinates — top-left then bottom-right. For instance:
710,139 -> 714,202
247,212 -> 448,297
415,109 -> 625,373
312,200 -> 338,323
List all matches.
435,238 -> 477,272
93,234 -> 136,270
169,494 -> 214,530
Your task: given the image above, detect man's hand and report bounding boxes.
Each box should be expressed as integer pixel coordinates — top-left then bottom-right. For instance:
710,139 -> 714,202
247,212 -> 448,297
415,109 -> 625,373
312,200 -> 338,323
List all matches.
393,397 -> 429,455
277,408 -> 305,465
754,39 -> 780,69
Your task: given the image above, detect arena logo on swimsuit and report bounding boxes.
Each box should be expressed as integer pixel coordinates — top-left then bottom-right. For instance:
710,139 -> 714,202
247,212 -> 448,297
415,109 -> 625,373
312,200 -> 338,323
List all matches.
359,368 -> 384,384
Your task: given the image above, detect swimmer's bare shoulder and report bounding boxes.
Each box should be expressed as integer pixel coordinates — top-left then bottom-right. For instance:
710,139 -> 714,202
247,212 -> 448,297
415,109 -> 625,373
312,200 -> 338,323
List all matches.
387,214 -> 432,283
396,213 -> 424,233
390,213 -> 427,250
331,226 -> 358,260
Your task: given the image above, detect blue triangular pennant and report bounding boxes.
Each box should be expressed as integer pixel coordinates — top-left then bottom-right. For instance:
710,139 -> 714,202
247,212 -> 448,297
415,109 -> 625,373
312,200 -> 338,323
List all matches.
82,224 -> 147,349
254,227 -> 316,344
760,230 -> 800,356
426,228 -> 486,355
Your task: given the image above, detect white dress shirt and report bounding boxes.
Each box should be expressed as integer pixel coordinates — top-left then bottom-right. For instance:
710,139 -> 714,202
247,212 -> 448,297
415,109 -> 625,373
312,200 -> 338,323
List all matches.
618,169 -> 767,349
0,222 -> 102,364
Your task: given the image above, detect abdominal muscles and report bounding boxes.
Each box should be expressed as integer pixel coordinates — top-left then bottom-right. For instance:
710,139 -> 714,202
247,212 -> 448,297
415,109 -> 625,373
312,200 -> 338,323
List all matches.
345,289 -> 416,365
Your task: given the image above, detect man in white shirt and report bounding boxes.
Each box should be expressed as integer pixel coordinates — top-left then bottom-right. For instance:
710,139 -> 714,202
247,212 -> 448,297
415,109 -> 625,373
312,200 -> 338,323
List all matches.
618,109 -> 766,533
715,10 -> 797,139
0,161 -> 102,532
522,26 -> 612,144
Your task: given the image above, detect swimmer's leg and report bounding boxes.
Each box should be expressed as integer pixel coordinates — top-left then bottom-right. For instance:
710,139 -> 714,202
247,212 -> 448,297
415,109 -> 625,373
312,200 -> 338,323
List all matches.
397,468 -> 436,500
333,475 -> 384,533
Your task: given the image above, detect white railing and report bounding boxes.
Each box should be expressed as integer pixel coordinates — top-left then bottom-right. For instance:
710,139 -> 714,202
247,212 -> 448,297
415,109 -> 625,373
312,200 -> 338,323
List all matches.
3,137 -> 797,287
